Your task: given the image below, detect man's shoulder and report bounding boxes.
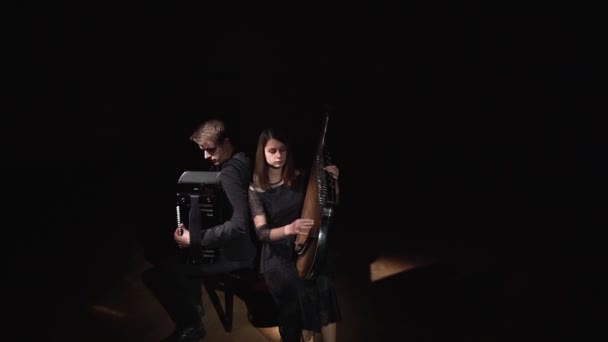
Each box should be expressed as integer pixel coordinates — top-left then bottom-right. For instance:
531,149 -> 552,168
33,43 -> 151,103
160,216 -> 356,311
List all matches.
232,151 -> 251,165
220,152 -> 252,180
223,152 -> 251,170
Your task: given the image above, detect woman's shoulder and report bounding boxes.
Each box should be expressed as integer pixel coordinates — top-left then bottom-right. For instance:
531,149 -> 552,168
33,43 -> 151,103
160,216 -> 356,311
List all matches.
249,183 -> 265,193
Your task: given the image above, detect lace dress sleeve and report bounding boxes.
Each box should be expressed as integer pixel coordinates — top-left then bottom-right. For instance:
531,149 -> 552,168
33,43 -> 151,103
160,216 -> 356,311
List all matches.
248,187 -> 271,242
248,187 -> 265,217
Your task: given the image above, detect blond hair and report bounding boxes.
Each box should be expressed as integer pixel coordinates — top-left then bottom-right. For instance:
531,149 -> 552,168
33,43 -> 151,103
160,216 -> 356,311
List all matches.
190,119 -> 227,145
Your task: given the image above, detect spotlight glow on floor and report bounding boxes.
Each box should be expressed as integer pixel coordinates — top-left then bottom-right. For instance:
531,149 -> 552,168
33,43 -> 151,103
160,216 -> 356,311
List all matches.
369,254 -> 435,282
90,305 -> 126,318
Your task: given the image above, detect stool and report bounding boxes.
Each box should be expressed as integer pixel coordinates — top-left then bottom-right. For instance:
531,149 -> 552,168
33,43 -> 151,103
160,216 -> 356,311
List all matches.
202,270 -> 278,332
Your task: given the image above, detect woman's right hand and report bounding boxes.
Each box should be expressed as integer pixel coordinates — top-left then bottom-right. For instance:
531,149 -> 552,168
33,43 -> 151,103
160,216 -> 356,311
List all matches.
285,218 -> 314,235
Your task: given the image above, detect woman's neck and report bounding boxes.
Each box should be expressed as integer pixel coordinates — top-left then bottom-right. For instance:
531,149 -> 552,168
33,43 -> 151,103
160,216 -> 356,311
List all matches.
268,167 -> 283,184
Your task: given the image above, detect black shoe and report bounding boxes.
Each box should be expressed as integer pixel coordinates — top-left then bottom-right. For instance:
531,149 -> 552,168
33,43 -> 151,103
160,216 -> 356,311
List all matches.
161,325 -> 206,342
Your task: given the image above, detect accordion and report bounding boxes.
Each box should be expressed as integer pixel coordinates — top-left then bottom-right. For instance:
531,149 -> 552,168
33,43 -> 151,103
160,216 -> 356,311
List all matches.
176,171 -> 226,265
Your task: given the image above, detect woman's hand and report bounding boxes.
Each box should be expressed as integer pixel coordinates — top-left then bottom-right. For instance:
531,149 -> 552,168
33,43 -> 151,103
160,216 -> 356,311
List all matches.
285,218 -> 315,235
324,165 -> 339,180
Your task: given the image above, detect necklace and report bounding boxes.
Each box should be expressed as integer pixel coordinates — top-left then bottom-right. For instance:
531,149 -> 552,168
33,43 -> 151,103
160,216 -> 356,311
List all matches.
269,178 -> 282,185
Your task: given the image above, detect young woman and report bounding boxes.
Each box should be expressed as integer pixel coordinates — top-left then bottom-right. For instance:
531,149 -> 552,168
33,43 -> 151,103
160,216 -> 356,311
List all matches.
248,128 -> 341,342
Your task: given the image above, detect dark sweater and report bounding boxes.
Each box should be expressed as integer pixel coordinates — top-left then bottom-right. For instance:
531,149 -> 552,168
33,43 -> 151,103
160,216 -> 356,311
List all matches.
201,152 -> 257,264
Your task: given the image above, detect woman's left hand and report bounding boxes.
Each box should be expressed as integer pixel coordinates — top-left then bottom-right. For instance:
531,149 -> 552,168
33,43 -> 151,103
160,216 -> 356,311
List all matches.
324,165 -> 339,180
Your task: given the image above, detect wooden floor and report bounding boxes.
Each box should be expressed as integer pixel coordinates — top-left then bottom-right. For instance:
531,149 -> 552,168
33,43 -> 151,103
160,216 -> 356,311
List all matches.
20,238 -> 588,342
57,247 -> 274,341
8,231 -> 595,341
45,241 -> 419,341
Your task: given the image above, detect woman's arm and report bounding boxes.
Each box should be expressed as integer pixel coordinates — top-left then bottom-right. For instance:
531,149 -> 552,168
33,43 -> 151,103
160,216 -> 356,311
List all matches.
248,187 -> 313,241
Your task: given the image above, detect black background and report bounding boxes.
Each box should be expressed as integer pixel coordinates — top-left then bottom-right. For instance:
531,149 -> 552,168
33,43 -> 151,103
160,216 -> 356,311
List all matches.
3,3 -> 605,339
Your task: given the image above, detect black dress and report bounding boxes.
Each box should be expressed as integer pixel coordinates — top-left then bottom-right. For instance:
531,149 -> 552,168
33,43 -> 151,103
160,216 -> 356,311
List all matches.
248,173 -> 341,340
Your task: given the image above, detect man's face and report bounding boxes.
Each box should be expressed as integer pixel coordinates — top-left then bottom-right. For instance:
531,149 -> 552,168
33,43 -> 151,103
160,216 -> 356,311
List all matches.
198,138 -> 228,166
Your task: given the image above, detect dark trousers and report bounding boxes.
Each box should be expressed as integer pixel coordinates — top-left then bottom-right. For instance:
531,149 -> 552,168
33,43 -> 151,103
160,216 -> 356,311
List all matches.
142,254 -> 253,329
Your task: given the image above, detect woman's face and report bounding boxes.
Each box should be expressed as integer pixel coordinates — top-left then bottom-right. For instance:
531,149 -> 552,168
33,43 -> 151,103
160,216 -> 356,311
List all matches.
264,138 -> 288,169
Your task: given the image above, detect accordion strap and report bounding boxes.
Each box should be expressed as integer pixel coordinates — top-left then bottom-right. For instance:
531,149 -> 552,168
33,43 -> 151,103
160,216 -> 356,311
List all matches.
188,194 -> 203,261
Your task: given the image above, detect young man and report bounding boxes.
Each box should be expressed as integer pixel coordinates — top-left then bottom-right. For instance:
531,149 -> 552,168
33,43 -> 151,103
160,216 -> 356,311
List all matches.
143,119 -> 257,341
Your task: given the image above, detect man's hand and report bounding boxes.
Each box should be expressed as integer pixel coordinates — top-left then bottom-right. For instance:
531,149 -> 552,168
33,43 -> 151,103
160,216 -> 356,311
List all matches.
174,224 -> 190,248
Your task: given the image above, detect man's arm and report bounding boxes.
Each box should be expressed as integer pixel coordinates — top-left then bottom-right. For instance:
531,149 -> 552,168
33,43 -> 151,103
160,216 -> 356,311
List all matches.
200,163 -> 250,248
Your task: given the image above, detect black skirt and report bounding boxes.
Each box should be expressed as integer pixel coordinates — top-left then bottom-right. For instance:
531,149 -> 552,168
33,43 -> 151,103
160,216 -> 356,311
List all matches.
264,263 -> 341,334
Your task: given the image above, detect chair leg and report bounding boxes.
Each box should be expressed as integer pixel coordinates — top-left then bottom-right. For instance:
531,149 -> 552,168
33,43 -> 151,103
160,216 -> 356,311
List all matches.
203,282 -> 232,332
225,289 -> 233,332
